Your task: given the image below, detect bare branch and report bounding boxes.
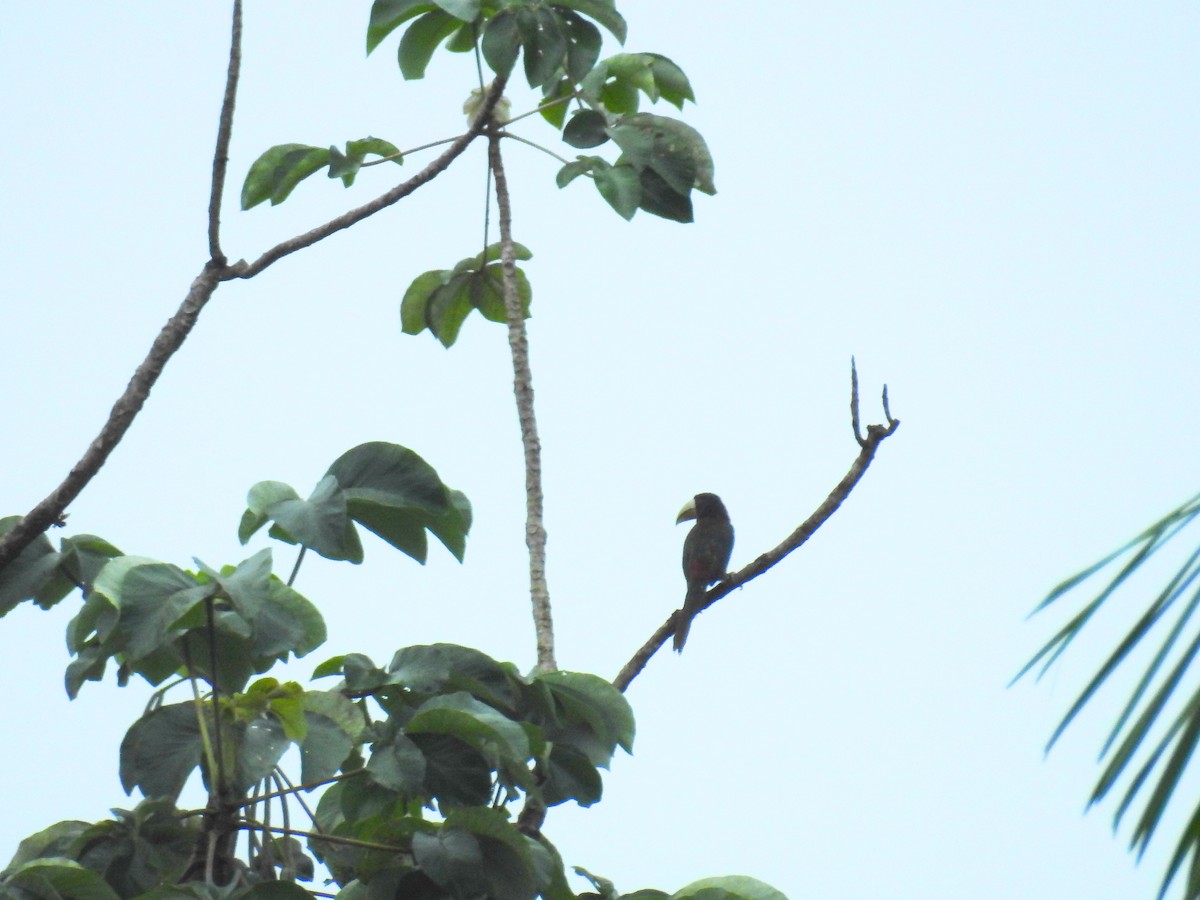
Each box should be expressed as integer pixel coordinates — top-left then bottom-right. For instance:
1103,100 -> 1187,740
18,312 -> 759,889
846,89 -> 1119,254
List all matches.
207,0 -> 243,264
229,78 -> 509,280
489,131 -> 556,673
613,367 -> 900,692
0,264 -> 223,570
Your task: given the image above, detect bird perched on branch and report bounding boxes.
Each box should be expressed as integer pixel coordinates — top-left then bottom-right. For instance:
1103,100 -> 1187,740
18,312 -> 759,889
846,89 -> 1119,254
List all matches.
674,492 -> 735,652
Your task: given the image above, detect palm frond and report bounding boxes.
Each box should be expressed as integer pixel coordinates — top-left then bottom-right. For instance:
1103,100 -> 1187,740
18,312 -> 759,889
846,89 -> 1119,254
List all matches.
1018,490 -> 1200,899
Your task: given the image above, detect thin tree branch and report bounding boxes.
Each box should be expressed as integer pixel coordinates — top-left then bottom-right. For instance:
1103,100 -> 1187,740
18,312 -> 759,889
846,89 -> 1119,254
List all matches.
0,263 -> 223,571
0,78 -> 510,574
207,0 -> 242,264
488,130 -> 556,673
613,366 -> 900,692
228,78 -> 508,280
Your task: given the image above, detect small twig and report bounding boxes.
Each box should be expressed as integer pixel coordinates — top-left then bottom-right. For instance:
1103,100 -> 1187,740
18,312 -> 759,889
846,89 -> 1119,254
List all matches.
287,546 -> 306,587
498,131 -> 572,165
234,768 -> 364,809
230,77 -> 509,279
207,0 -> 242,264
850,355 -> 863,446
497,92 -> 577,128
613,364 -> 900,692
241,822 -> 402,853
488,130 -> 556,673
359,135 -> 457,168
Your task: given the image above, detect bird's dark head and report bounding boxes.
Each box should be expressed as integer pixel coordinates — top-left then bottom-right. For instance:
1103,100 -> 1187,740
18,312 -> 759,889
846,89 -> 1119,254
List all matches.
676,492 -> 729,524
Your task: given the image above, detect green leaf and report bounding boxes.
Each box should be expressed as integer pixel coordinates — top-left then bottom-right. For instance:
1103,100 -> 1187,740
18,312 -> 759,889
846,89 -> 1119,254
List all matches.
241,144 -> 331,209
4,859 -> 121,900
0,516 -> 62,615
554,0 -> 626,43
6,822 -> 90,870
300,690 -> 366,784
242,476 -> 361,563
556,157 -> 596,188
367,0 -> 436,54
398,9 -> 462,79
367,731 -> 427,794
563,109 -> 609,149
536,671 -> 634,766
236,714 -> 291,791
388,643 -> 522,709
205,552 -> 326,661
481,9 -> 520,78
410,733 -> 493,806
412,826 -> 486,898
401,269 -> 451,335
329,137 -> 403,187
542,742 -> 602,807
516,6 -> 568,89
636,167 -> 692,222
608,113 -> 714,198
648,54 -> 694,108
675,876 -> 787,900
433,0 -> 480,20
119,703 -> 203,801
92,557 -> 214,662
328,441 -> 469,563
427,272 -> 475,347
539,78 -> 574,129
559,10 -> 601,82
407,692 -> 530,767
48,534 -> 123,603
592,161 -> 640,220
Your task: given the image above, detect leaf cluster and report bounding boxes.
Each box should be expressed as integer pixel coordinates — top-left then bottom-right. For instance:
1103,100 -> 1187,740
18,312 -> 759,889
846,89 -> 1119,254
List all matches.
401,243 -> 532,347
242,0 -> 713,223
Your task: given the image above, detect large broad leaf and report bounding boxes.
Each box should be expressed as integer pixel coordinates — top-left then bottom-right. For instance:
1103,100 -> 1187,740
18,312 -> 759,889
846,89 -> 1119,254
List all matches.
412,826 -> 486,898
3,859 -> 120,900
241,144 -> 331,209
119,703 -> 204,801
0,517 -> 63,615
407,692 -> 531,769
541,742 -> 602,807
92,558 -> 214,662
367,0 -> 438,53
329,442 -> 471,563
397,9 -> 462,79
388,643 -> 522,710
202,551 -> 327,660
554,0 -> 626,43
535,671 -> 634,767
409,733 -> 493,807
608,113 -> 715,196
675,876 -> 787,900
240,442 -> 469,565
300,690 -> 367,785
580,53 -> 694,113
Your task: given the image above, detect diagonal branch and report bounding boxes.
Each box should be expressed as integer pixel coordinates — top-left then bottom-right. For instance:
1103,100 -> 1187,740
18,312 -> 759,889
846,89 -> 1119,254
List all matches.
207,0 -> 243,264
0,263 -> 224,571
613,364 -> 900,692
0,76 -> 510,573
228,78 -> 508,280
488,130 -> 556,673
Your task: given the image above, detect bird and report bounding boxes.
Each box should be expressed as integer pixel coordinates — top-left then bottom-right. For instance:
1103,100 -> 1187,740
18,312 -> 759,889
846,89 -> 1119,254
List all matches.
674,492 -> 734,652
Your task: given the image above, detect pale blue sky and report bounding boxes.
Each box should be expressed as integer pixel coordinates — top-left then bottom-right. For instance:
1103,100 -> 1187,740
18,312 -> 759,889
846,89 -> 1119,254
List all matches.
2,4 -> 1198,898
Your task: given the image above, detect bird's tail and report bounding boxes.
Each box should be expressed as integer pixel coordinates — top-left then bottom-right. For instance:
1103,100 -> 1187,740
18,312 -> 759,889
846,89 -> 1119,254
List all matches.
673,584 -> 707,652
